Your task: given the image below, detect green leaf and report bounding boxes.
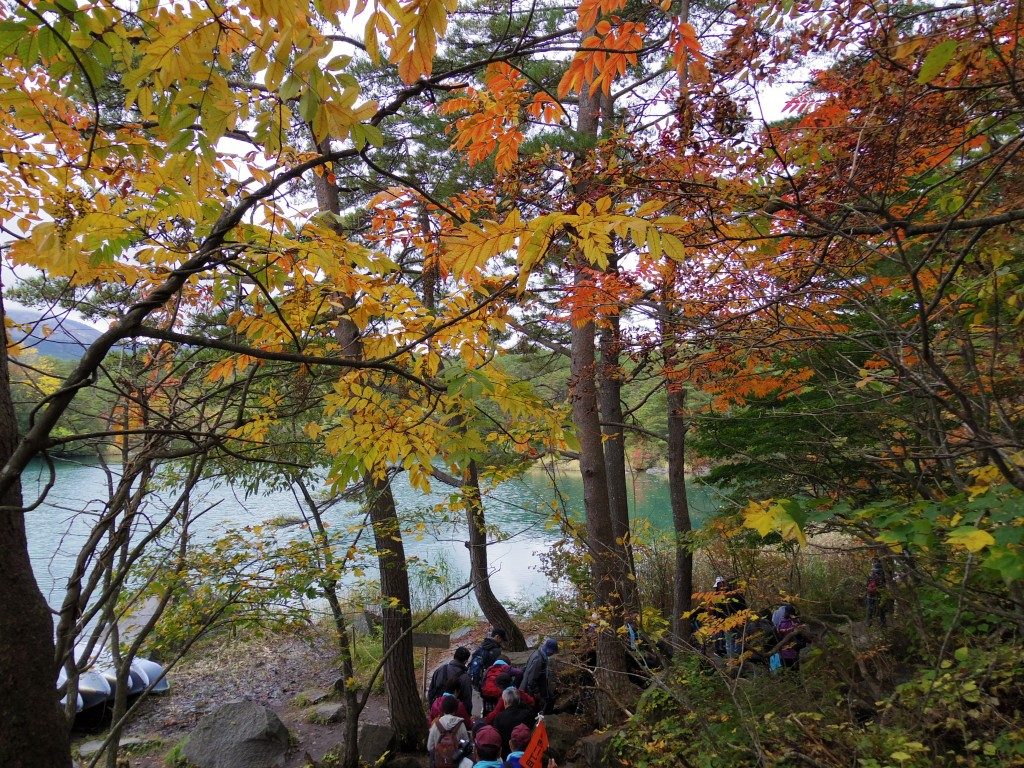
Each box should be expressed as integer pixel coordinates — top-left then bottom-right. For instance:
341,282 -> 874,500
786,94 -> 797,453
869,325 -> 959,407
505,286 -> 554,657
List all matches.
0,21 -> 28,48
279,75 -> 301,101
982,548 -> 1024,582
362,123 -> 384,148
298,86 -> 319,123
350,122 -> 367,150
917,40 -> 957,84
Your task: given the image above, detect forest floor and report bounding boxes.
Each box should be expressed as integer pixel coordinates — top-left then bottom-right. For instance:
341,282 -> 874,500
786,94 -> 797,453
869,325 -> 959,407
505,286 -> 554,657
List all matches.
69,618 -> 543,768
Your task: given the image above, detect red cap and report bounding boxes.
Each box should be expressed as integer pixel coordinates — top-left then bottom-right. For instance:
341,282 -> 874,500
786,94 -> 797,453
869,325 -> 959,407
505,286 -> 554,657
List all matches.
475,726 -> 502,749
511,724 -> 531,749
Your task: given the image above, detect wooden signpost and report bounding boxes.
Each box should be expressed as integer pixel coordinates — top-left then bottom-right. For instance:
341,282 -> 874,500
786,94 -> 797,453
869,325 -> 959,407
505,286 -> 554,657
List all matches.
413,631 -> 451,699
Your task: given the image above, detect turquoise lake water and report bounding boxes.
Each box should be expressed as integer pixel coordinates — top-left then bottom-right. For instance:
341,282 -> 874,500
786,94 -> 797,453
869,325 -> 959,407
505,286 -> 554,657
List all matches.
22,458 -> 724,612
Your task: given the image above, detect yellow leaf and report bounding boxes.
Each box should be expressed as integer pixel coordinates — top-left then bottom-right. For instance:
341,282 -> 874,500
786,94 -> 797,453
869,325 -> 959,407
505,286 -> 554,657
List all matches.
947,527 -> 995,553
742,499 -> 806,547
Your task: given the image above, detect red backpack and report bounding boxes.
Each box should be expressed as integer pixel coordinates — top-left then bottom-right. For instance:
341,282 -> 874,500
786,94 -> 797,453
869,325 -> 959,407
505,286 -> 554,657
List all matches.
433,720 -> 460,768
481,664 -> 507,701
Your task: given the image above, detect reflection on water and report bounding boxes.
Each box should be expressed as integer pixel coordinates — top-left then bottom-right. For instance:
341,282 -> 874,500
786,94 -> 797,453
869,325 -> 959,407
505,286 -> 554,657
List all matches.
22,459 -> 724,610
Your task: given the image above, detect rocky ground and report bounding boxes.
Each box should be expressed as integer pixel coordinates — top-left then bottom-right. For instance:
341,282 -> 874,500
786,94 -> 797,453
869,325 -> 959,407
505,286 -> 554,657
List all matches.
69,619 -> 567,768
71,625 -> 392,768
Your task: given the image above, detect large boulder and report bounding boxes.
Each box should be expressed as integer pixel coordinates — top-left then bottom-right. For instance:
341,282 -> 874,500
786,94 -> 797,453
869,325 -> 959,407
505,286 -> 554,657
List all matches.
544,713 -> 591,762
183,700 -> 290,768
352,610 -> 382,637
358,723 -> 395,766
578,729 -> 624,768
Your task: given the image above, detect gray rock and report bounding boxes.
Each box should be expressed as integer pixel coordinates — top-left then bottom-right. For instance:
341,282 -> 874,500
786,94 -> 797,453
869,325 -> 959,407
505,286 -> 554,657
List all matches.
76,740 -> 106,760
296,688 -> 331,705
309,703 -> 345,725
450,626 -> 473,642
525,634 -> 541,648
504,651 -> 532,667
352,610 -> 383,637
77,736 -> 158,760
579,729 -> 624,768
183,700 -> 290,768
358,722 -> 395,766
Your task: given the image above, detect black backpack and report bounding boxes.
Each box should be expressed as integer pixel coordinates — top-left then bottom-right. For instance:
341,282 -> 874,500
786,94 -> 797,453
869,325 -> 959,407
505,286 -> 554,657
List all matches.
428,664 -> 458,704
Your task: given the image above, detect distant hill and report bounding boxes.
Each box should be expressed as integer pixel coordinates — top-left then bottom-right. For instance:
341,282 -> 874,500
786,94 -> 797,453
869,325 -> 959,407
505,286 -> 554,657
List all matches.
5,306 -> 104,361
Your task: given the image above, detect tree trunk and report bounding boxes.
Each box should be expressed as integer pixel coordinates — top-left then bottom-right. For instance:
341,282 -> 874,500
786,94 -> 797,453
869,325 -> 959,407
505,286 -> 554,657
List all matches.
569,67 -> 632,724
463,461 -> 526,650
414,209 -> 525,651
314,147 -> 425,749
597,299 -> 639,616
365,477 -> 427,749
0,295 -> 73,768
570,279 -> 632,722
666,385 -> 693,643
297,479 -> 362,768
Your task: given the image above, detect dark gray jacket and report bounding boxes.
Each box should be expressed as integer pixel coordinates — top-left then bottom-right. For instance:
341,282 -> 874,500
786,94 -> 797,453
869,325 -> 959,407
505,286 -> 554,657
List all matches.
428,660 -> 472,714
519,648 -> 552,700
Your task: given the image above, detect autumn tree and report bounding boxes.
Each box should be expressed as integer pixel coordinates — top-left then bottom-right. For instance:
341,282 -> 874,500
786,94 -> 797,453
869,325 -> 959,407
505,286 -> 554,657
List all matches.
0,0 -> 593,763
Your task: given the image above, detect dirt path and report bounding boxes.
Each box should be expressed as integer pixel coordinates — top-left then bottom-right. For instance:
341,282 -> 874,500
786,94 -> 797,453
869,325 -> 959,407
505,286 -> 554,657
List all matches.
71,618 -> 545,766
72,627 -> 389,767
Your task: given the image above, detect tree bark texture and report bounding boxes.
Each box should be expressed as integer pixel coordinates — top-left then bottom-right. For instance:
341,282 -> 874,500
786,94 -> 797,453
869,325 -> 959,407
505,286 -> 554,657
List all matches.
316,159 -> 425,749
365,477 -> 427,749
666,385 -> 693,643
569,77 -> 632,723
569,293 -> 632,722
463,461 -> 526,650
597,306 -> 639,615
0,295 -> 73,768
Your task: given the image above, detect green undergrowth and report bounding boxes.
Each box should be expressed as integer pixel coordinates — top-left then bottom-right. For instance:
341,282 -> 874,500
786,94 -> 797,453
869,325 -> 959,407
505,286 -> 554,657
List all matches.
164,736 -> 191,768
610,637 -> 1024,767
347,607 -> 477,691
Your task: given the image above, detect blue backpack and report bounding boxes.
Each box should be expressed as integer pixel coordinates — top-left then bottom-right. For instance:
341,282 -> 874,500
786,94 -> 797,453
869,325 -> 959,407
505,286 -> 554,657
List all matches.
468,646 -> 495,689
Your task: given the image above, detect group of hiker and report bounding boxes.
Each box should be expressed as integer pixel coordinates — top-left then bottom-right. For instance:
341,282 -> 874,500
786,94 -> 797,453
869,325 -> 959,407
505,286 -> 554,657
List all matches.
426,628 -> 559,768
700,558 -> 894,671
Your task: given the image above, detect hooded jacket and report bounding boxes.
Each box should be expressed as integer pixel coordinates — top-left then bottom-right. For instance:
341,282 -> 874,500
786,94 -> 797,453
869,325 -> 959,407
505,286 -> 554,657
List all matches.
427,713 -> 469,754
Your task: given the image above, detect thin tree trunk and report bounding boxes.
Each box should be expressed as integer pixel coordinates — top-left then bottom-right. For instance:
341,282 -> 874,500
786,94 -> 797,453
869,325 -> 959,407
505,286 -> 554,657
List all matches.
314,144 -> 425,749
365,477 -> 427,749
598,297 -> 639,616
570,57 -> 632,724
666,384 -> 693,643
463,461 -> 526,650
664,0 -> 694,646
415,215 -> 525,651
0,295 -> 72,768
296,479 -> 361,768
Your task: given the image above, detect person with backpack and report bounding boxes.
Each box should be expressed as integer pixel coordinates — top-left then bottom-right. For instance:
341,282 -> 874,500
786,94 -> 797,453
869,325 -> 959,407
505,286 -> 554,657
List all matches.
775,605 -> 806,670
468,628 -> 508,699
481,659 -> 523,715
428,688 -> 473,732
428,694 -> 470,768
520,638 -> 558,714
429,646 -> 473,715
865,558 -> 889,628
